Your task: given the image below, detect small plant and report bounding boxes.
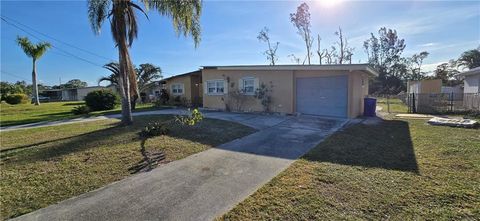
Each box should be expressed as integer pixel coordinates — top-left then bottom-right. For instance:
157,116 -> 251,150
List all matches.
254,82 -> 273,112
139,122 -> 170,139
72,105 -> 90,115
175,108 -> 203,126
5,93 -> 29,105
84,89 -> 119,111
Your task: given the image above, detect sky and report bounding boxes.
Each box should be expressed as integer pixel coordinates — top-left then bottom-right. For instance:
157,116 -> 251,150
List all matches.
1,0 -> 479,87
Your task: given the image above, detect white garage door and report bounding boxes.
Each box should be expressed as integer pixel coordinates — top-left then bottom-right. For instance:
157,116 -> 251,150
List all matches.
296,75 -> 348,118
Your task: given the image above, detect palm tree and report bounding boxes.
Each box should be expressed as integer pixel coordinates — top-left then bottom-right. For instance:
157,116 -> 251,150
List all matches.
99,62 -> 162,108
16,36 -> 51,105
136,63 -> 162,93
99,62 -> 120,87
88,0 -> 201,125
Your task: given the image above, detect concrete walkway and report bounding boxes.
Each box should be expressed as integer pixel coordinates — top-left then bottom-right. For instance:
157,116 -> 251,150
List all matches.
11,112 -> 347,221
0,109 -> 288,132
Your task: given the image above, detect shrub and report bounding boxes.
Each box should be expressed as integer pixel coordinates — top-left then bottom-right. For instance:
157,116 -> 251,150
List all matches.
160,89 -> 169,104
139,122 -> 170,139
72,105 -> 90,115
5,93 -> 29,105
175,108 -> 203,126
84,89 -> 118,111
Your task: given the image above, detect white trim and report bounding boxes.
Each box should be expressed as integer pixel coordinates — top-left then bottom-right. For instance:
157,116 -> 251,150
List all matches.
202,64 -> 379,76
171,83 -> 184,95
205,79 -> 226,95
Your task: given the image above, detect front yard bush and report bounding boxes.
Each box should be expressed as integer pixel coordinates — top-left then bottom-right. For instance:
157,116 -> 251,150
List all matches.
4,93 -> 29,105
84,89 -> 118,111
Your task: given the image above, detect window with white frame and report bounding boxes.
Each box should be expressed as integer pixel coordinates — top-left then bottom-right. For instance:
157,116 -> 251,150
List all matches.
206,80 -> 225,95
171,83 -> 184,95
242,78 -> 255,94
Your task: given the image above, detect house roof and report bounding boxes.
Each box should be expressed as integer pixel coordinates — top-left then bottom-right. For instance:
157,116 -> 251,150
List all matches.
458,67 -> 480,77
201,64 -> 379,76
162,70 -> 201,82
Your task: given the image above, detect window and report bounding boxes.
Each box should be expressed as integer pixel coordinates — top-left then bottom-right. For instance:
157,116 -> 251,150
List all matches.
171,84 -> 184,95
206,80 -> 225,95
242,78 -> 255,94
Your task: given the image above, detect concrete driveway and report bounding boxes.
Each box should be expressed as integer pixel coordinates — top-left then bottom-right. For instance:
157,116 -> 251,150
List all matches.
11,112 -> 347,221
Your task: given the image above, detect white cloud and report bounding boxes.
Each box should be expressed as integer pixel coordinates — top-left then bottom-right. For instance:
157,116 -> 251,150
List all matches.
419,42 -> 438,47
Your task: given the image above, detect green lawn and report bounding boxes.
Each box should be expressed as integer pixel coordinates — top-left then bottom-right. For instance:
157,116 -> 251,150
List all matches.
0,115 -> 256,219
0,101 -> 162,127
221,118 -> 480,220
376,97 -> 408,113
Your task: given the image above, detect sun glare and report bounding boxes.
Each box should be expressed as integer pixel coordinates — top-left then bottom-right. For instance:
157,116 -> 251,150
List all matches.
315,0 -> 343,8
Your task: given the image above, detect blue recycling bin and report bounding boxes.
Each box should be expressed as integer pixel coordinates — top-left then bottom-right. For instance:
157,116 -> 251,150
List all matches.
364,97 -> 377,117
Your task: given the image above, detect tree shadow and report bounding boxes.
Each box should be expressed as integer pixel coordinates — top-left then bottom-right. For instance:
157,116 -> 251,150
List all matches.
37,111 -> 72,117
62,102 -> 84,106
1,121 -> 137,164
302,119 -> 419,173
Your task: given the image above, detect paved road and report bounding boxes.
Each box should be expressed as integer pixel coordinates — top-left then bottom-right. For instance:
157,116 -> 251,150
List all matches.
11,112 -> 347,221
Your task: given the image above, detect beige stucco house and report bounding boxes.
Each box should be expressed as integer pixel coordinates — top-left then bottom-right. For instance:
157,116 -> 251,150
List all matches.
161,70 -> 203,106
201,64 -> 378,118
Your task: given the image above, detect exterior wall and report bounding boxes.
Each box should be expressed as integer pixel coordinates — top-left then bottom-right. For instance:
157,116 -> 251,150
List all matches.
77,87 -> 107,101
420,79 -> 442,93
464,74 -> 480,93
202,69 -> 370,118
165,75 -> 192,101
202,69 -> 294,113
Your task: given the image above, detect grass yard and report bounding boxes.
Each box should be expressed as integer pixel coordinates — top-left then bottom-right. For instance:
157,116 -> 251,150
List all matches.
221,118 -> 480,220
0,101 -> 161,127
376,97 -> 408,113
0,115 -> 256,219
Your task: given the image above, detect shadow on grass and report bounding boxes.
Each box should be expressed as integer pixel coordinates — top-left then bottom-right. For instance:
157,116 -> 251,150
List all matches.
302,119 -> 419,173
2,115 -> 254,166
62,102 -> 84,106
0,121 -> 131,162
37,111 -> 73,117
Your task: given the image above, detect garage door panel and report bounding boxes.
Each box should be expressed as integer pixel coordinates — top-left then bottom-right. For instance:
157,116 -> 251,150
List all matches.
296,76 -> 348,118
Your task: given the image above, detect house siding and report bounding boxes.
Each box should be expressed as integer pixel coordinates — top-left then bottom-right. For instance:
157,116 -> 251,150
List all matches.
464,74 -> 480,93
202,69 -> 370,118
165,75 -> 192,101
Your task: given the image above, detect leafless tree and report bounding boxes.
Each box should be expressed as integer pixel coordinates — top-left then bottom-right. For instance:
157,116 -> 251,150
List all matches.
334,27 -> 354,64
288,54 -> 301,64
290,2 -> 313,65
316,34 -> 326,64
257,27 -> 279,65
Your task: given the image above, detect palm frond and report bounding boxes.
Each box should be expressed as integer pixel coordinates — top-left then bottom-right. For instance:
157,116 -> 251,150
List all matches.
141,0 -> 202,47
16,36 -> 51,60
87,0 -> 111,34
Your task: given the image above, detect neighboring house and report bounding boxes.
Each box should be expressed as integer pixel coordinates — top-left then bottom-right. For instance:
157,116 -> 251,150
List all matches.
459,67 -> 480,93
201,64 -> 378,118
441,85 -> 463,94
161,70 -> 203,106
407,79 -> 442,94
40,86 -> 114,101
458,67 -> 480,110
141,81 -> 163,100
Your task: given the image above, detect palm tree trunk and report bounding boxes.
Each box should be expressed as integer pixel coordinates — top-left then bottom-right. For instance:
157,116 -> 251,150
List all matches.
32,59 -> 40,105
118,43 -> 133,125
114,3 -> 133,125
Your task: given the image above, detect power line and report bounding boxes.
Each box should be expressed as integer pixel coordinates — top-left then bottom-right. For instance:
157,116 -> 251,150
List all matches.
1,15 -> 114,61
1,16 -> 106,68
0,70 -> 32,83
